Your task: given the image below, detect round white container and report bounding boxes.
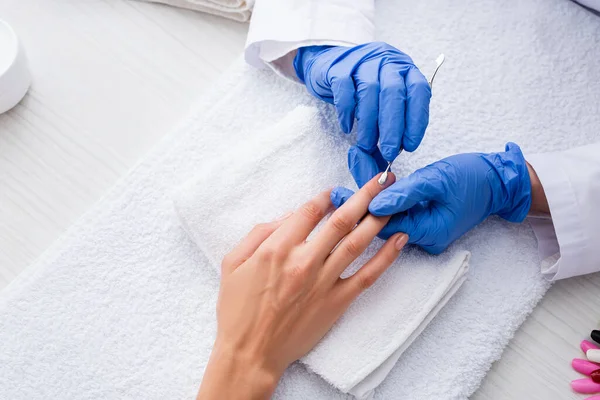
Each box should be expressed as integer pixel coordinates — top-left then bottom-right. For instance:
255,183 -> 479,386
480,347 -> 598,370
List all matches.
0,19 -> 31,114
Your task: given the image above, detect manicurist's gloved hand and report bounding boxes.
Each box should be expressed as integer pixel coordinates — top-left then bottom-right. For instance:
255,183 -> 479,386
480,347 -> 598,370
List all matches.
331,143 -> 532,255
294,42 -> 431,175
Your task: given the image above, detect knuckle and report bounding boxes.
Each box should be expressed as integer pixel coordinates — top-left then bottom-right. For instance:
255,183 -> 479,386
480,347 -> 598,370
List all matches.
343,237 -> 364,259
356,273 -> 375,291
257,243 -> 279,261
299,202 -> 325,223
287,263 -> 309,281
330,213 -> 355,234
220,254 -> 235,270
250,223 -> 272,237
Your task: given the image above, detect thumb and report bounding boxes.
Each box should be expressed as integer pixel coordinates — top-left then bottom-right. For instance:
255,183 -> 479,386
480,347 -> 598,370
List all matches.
348,145 -> 388,188
378,207 -> 448,255
368,165 -> 446,216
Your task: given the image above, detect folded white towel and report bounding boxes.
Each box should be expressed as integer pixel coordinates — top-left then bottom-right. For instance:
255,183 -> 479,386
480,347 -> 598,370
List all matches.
173,106 -> 470,398
139,0 -> 253,22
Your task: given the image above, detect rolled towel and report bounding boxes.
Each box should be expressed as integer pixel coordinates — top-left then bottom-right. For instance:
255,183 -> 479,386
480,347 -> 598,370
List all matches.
139,0 -> 253,22
173,105 -> 470,399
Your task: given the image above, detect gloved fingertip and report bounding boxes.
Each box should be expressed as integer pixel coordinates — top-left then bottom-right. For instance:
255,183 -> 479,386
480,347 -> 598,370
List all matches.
355,142 -> 377,155
330,187 -> 355,208
504,142 -> 521,153
368,200 -> 392,217
348,145 -> 382,188
421,245 -> 446,255
379,145 -> 400,163
401,138 -> 419,153
371,148 -> 389,172
340,112 -> 355,134
334,97 -> 355,134
377,219 -> 410,241
376,227 -> 394,240
347,145 -> 363,172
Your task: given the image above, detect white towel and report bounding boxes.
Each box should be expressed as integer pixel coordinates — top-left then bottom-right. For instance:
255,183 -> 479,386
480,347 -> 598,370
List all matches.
173,106 -> 470,399
0,0 -> 598,399
139,0 -> 253,22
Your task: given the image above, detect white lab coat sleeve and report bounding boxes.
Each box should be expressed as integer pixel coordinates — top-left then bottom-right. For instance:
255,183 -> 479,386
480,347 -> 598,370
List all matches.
245,0 -> 375,81
526,142 -> 600,280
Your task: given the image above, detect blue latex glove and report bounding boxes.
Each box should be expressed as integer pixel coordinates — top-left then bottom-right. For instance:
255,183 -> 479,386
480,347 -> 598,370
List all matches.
294,42 -> 431,164
331,143 -> 532,254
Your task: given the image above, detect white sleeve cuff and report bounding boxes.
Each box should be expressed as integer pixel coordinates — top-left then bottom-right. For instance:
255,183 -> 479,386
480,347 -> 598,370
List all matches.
245,0 -> 375,82
526,152 -> 587,281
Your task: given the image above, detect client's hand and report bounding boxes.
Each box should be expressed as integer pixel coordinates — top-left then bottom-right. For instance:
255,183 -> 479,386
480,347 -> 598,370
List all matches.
332,143 -> 533,255
197,174 -> 408,400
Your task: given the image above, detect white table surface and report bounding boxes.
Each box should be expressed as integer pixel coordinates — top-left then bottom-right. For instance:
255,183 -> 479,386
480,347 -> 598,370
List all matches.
0,1 -> 598,399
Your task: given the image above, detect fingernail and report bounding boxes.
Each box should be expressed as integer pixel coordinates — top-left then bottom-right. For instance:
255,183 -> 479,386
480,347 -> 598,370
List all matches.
394,233 -> 409,250
275,211 -> 293,222
571,378 -> 600,394
592,330 -> 600,345
582,340 -> 599,353
573,359 -> 600,375
588,350 -> 600,363
592,370 -> 600,384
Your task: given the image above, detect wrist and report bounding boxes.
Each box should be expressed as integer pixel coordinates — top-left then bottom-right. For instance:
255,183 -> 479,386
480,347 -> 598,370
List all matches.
293,45 -> 335,83
491,142 -> 532,222
197,341 -> 281,400
526,161 -> 550,215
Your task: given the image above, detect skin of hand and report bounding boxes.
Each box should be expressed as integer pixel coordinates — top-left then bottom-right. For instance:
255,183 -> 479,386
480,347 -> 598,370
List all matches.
527,162 -> 550,214
331,143 -> 538,255
197,173 -> 409,400
293,42 -> 431,166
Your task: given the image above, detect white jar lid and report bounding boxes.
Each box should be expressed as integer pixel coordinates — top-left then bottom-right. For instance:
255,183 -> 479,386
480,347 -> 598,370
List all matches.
0,19 -> 31,114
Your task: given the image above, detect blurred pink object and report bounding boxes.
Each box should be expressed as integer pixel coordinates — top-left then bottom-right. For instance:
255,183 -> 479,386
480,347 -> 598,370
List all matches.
573,359 -> 600,376
582,340 -> 600,353
572,378 -> 600,394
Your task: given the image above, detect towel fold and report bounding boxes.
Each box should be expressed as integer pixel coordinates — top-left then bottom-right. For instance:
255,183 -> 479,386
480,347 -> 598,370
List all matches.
173,106 -> 470,399
139,0 -> 253,22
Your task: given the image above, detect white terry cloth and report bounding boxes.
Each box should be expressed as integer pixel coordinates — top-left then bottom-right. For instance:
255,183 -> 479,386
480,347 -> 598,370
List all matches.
173,106 -> 470,399
139,0 -> 254,22
0,0 -> 598,399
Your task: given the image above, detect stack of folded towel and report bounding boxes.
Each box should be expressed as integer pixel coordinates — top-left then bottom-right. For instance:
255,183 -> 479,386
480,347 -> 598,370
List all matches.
174,106 -> 470,399
139,0 -> 253,22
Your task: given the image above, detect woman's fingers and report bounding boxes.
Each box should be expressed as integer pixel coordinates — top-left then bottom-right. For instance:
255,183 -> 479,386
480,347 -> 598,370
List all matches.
310,173 -> 396,259
323,214 -> 391,280
337,232 -> 409,302
264,190 -> 333,250
221,213 -> 292,275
